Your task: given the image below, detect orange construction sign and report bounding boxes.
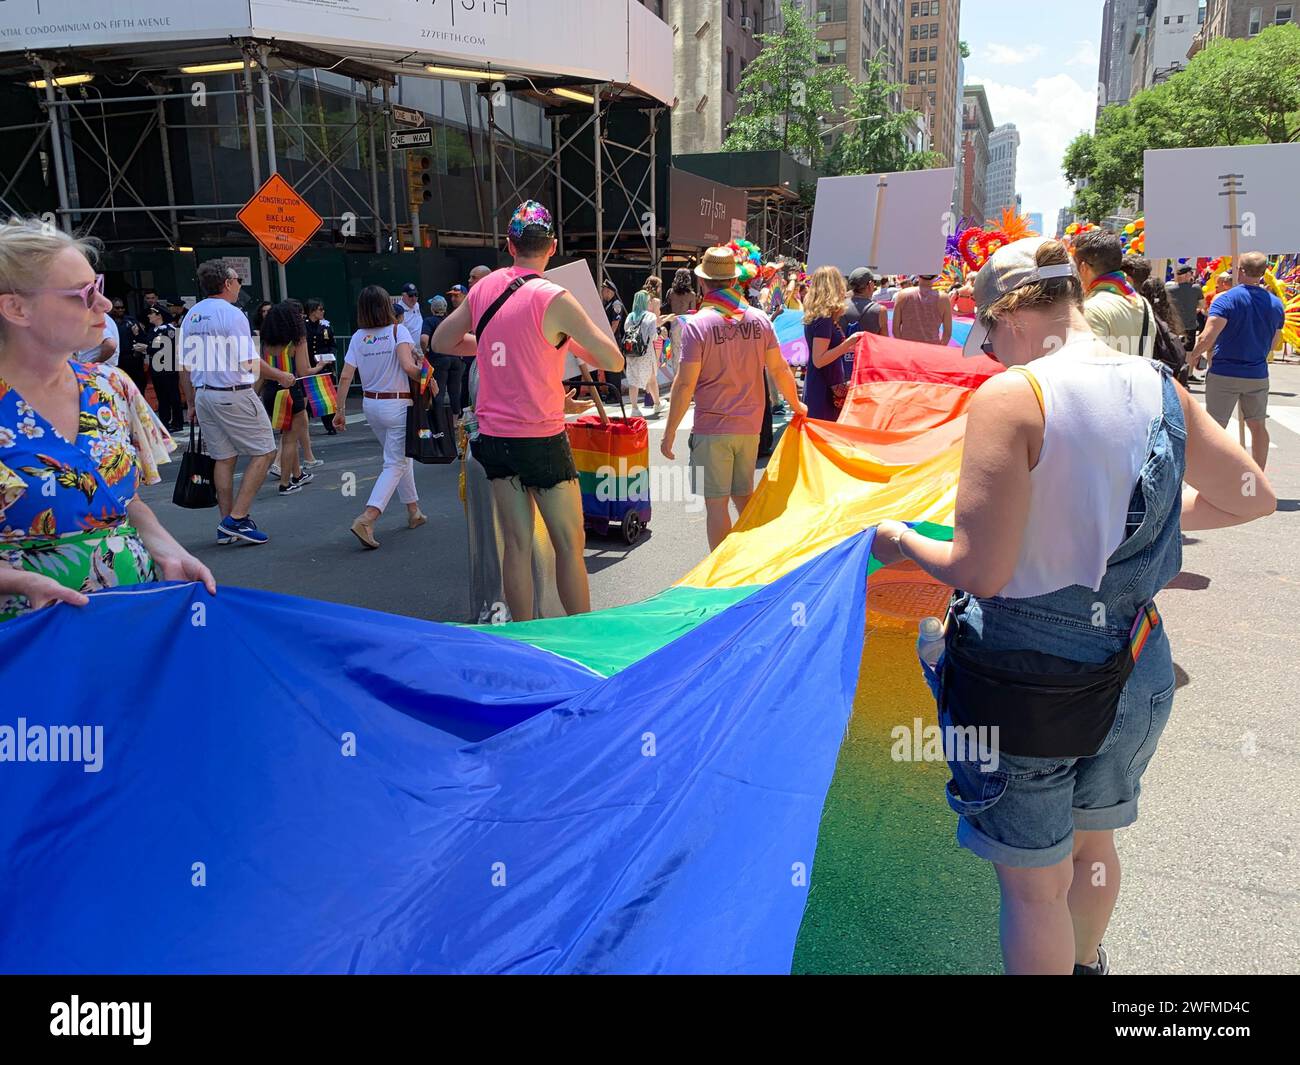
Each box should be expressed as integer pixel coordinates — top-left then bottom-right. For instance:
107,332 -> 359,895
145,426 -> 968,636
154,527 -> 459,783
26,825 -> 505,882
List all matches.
236,174 -> 323,265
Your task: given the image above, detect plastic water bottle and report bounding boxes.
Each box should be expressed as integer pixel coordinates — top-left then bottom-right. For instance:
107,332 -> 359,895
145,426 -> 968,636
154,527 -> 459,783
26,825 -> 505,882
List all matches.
917,616 -> 946,669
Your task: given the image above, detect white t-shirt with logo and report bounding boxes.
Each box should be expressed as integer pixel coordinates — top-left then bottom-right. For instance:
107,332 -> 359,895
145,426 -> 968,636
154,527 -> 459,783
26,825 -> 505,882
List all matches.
75,314 -> 120,367
179,297 -> 257,387
344,325 -> 418,395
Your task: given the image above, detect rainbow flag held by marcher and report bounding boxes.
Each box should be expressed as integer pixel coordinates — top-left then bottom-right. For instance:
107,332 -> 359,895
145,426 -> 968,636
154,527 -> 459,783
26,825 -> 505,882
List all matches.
301,373 -> 338,418
0,331 -> 1019,975
269,386 -> 295,432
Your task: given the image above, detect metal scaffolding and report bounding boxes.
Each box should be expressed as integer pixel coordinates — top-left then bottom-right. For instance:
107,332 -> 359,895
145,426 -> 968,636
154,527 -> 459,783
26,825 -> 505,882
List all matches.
482,83 -> 665,283
1,39 -> 669,299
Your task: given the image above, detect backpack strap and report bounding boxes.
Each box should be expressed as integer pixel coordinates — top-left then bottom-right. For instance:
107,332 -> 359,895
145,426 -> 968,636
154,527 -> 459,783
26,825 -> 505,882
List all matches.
1008,365 -> 1045,418
474,273 -> 541,340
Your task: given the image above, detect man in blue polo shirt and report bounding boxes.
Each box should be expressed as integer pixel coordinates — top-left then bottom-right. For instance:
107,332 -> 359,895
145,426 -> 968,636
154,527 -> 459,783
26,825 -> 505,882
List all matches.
1189,251 -> 1284,471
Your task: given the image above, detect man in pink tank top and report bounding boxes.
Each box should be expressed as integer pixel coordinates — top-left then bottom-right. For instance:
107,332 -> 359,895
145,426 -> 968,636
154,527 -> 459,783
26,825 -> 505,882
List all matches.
432,201 -> 623,621
891,273 -> 953,345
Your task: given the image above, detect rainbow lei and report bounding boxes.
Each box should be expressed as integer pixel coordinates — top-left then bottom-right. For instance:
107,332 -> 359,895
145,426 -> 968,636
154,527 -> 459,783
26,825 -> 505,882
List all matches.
698,285 -> 749,321
1089,271 -> 1136,300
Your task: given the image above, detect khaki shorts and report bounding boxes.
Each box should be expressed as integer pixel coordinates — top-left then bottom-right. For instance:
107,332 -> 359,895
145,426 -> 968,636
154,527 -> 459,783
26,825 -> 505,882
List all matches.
1205,372 -> 1269,425
689,432 -> 759,499
196,387 -> 276,461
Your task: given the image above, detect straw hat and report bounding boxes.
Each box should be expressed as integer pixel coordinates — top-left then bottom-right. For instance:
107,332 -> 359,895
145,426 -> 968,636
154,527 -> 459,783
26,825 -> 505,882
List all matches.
694,246 -> 739,282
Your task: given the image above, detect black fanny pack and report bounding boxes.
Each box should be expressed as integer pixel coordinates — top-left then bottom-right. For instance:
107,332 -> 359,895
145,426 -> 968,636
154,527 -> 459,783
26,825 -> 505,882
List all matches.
941,603 -> 1160,760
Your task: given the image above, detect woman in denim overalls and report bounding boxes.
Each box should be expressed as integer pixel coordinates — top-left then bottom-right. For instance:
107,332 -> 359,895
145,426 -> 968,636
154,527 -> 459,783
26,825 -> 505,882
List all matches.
874,237 -> 1276,975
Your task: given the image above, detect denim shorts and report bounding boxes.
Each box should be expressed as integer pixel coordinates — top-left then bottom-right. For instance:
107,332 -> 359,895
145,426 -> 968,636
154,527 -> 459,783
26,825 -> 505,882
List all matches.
471,430 -> 577,490
929,594 -> 1176,869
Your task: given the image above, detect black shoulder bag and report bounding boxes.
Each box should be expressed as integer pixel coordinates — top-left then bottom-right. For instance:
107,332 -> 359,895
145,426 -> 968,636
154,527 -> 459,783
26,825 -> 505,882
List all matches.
172,422 -> 218,510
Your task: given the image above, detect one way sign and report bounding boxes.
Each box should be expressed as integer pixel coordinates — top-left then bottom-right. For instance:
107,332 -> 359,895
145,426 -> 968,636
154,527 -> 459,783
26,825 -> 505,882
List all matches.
390,128 -> 433,150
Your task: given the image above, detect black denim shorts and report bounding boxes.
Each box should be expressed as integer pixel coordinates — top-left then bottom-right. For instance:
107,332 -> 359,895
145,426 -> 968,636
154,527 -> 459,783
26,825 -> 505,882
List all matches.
472,430 -> 578,490
261,380 -> 306,417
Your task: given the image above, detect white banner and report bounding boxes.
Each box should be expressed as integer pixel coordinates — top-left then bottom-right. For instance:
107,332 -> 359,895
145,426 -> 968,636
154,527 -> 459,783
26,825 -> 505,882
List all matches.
1,2 -> 672,106
0,1 -> 251,50
1144,144 -> 1300,259
808,168 -> 957,278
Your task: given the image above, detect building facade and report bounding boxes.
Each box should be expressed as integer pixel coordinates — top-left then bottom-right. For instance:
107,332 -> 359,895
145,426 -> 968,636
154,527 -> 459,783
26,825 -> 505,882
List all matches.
957,84 -> 993,223
1189,0 -> 1298,54
902,0 -> 963,167
669,0 -> 779,155
1098,0 -> 1145,110
1130,0 -> 1202,91
809,0 -> 907,127
984,123 -> 1020,218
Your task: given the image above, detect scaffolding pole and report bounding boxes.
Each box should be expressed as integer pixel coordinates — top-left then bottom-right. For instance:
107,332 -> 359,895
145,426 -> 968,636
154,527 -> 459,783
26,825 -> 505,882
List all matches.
155,92 -> 180,246
242,56 -> 272,302
649,108 -> 658,275
366,83 -> 382,254
39,62 -> 71,232
488,100 -> 500,251
382,83 -> 397,250
257,47 -> 289,299
593,86 -> 604,279
552,115 -> 564,256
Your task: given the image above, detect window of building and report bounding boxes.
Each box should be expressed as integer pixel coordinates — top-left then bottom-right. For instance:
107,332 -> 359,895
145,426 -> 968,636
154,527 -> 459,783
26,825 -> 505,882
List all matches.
930,22 -> 939,36
910,48 -> 917,63
726,0 -> 733,18
726,48 -> 734,93
911,25 -> 918,39
816,0 -> 847,23
919,24 -> 929,39
930,46 -> 938,61
818,37 -> 847,64
1276,4 -> 1295,24
1249,6 -> 1262,33
911,2 -> 920,15
1198,0 -> 1207,23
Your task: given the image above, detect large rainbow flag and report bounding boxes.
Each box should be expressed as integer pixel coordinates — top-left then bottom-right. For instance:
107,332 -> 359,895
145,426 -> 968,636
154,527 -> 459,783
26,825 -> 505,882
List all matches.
0,334 -> 1006,974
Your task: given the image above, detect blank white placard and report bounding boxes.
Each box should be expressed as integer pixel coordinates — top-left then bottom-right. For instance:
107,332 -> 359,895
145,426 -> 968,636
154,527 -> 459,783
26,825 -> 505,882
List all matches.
808,168 -> 956,277
1144,143 -> 1300,259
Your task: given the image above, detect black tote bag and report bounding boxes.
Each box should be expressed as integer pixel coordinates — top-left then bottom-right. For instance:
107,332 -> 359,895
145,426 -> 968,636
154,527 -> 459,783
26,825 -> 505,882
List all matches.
405,383 -> 458,464
171,423 -> 218,510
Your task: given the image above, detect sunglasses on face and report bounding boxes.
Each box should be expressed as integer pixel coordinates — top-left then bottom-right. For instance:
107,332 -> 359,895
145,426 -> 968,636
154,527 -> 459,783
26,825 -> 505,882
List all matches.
980,319 -> 997,357
16,274 -> 106,310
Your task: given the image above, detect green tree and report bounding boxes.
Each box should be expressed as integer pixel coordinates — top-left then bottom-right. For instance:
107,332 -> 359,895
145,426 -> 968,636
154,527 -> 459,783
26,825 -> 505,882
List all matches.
826,58 -> 944,175
1063,23 -> 1300,221
959,40 -> 971,60
723,0 -> 847,167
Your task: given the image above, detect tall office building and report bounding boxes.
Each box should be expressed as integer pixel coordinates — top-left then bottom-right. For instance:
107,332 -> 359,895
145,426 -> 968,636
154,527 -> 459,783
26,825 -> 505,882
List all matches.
957,84 -> 993,222
668,0 -> 781,154
984,123 -> 1020,217
901,0 -> 963,167
1130,0 -> 1201,90
810,1 -> 907,128
1189,0 -> 1298,55
1098,0 -> 1144,111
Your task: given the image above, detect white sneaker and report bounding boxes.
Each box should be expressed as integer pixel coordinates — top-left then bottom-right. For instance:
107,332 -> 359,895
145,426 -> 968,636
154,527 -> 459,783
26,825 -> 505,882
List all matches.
269,463 -> 281,478
303,458 -> 324,469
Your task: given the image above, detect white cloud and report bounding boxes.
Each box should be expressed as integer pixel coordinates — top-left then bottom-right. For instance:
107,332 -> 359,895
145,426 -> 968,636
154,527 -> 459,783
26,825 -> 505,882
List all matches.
980,43 -> 1044,66
966,74 -> 1096,233
1065,40 -> 1099,69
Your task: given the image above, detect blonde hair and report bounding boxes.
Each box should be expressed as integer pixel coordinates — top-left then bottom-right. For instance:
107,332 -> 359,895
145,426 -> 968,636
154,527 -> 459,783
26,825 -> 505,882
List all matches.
0,218 -> 99,345
983,239 -> 1083,324
803,265 -> 847,325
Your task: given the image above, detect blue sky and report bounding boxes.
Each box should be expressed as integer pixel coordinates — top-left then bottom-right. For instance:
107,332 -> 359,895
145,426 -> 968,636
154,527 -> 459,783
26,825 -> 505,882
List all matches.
959,0 -> 1105,229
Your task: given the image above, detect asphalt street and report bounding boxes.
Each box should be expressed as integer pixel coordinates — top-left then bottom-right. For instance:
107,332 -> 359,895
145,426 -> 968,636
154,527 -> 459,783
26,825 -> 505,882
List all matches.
141,365 -> 1300,974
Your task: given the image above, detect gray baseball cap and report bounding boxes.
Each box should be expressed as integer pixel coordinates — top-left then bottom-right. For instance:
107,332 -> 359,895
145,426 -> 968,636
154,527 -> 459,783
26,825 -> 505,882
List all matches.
962,237 -> 1079,358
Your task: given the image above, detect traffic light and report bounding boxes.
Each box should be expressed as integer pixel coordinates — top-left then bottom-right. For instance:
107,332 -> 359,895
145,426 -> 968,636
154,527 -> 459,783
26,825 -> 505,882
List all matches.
406,153 -> 432,208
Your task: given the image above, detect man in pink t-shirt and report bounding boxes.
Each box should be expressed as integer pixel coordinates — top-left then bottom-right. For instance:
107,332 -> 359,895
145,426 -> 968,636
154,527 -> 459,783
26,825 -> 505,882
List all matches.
432,200 -> 622,621
661,246 -> 805,550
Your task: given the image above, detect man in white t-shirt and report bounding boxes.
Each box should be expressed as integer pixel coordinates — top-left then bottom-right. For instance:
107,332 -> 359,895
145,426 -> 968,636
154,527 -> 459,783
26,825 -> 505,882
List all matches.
179,260 -> 292,546
76,313 -> 119,366
396,283 -> 424,339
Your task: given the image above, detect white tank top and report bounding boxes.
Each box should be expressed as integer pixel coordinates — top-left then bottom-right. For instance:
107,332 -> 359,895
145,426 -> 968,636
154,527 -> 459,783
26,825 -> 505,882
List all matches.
999,342 -> 1164,599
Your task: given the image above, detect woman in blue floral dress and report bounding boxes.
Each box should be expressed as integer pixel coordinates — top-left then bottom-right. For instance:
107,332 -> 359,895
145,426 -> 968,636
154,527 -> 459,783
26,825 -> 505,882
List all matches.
0,219 -> 214,622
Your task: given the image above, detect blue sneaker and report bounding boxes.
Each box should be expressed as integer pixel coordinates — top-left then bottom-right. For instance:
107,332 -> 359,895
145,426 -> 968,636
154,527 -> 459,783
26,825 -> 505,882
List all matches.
218,515 -> 269,545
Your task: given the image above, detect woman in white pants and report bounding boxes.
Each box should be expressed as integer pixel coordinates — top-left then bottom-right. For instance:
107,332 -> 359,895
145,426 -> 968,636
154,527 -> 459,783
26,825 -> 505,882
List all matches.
332,285 -> 435,548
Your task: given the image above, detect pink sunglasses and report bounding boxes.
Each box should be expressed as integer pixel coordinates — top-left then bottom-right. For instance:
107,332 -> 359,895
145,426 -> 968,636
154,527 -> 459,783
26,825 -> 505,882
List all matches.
16,273 -> 106,310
